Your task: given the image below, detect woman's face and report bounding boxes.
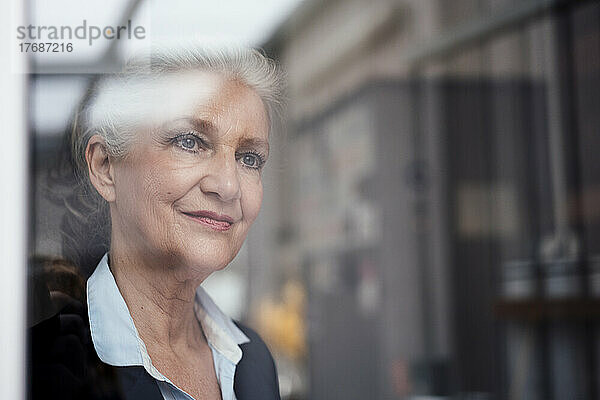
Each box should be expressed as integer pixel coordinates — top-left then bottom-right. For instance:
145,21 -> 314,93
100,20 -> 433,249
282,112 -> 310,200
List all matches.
109,72 -> 270,275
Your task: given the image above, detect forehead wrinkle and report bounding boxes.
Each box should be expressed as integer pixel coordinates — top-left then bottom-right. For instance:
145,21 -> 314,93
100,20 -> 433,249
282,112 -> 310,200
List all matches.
220,121 -> 235,141
185,85 -> 269,152
212,104 -> 268,139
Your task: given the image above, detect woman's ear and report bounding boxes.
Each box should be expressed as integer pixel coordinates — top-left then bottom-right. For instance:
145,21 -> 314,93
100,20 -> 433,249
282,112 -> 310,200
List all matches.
85,135 -> 116,202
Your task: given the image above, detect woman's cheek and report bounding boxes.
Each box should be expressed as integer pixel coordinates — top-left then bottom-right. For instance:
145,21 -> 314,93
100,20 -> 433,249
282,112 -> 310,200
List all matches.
242,174 -> 263,218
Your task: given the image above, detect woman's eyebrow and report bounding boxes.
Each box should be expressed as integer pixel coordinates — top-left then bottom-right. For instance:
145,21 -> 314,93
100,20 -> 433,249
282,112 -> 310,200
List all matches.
159,117 -> 217,137
239,137 -> 269,154
186,117 -> 217,135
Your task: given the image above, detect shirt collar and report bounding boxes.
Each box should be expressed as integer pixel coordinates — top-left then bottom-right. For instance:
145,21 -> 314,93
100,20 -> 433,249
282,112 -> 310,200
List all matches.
86,253 -> 250,372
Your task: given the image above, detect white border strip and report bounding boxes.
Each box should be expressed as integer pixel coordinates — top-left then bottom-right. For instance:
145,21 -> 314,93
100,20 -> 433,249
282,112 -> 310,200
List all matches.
0,0 -> 27,398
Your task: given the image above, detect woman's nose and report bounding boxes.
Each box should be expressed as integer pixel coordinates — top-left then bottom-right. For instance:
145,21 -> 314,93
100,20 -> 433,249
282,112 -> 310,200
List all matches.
199,148 -> 241,202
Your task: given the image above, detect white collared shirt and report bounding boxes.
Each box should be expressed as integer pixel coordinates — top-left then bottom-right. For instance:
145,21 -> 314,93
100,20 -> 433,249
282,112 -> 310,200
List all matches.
86,253 -> 250,400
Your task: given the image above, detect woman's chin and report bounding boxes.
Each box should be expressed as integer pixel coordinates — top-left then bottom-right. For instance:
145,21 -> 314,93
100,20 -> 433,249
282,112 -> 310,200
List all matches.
179,249 -> 235,276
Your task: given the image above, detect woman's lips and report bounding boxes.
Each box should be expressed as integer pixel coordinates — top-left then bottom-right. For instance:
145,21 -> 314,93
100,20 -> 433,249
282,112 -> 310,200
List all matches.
181,210 -> 233,231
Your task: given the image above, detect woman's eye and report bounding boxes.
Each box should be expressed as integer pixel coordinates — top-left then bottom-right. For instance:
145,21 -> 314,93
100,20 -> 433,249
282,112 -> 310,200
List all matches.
240,152 -> 264,169
173,134 -> 203,152
181,137 -> 196,149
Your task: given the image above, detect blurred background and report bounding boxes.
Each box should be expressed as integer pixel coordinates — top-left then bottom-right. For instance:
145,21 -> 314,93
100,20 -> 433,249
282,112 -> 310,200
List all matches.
26,0 -> 600,399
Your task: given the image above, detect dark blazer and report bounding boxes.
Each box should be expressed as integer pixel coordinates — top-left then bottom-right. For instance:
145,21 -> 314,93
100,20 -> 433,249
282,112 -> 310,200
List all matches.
30,298 -> 281,400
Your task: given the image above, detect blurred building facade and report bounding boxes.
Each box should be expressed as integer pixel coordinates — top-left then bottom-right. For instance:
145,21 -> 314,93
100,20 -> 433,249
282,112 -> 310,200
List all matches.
245,0 -> 600,399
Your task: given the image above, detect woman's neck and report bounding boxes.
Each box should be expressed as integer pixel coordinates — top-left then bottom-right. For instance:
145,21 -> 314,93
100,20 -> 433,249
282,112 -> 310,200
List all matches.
107,243 -> 209,352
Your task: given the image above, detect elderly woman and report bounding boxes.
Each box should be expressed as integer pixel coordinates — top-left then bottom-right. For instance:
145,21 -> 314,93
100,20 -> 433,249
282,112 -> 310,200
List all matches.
31,47 -> 284,400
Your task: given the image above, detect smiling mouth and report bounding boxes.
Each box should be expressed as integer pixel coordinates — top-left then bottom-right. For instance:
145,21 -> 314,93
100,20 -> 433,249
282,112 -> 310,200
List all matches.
181,211 -> 233,231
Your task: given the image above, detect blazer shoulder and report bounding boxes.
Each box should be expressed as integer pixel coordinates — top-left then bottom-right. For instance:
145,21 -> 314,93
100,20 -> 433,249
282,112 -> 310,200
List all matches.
232,321 -> 281,400
29,305 -> 127,400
